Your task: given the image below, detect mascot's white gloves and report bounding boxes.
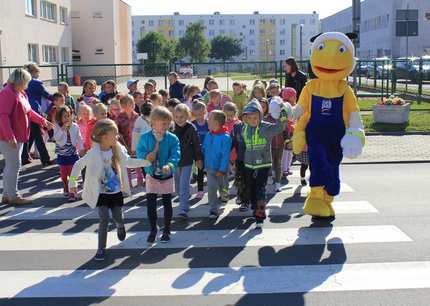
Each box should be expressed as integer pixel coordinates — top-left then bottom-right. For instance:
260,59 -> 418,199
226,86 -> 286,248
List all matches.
269,97 -> 292,120
341,112 -> 365,159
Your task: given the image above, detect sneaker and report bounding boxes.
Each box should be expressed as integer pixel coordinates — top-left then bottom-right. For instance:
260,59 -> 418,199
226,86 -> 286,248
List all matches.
178,212 -> 189,220
235,197 -> 243,205
147,231 -> 157,243
301,178 -> 307,186
220,193 -> 229,203
239,203 -> 249,212
68,195 -> 77,202
275,183 -> 282,192
117,226 -> 126,241
195,191 -> 205,200
255,222 -> 263,229
8,197 -> 32,205
94,249 -> 105,261
209,211 -> 219,219
160,231 -> 170,243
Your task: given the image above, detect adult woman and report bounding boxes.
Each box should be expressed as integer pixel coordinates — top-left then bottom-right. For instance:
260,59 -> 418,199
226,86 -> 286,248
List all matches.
0,69 -> 53,204
21,63 -> 53,166
283,57 -> 308,100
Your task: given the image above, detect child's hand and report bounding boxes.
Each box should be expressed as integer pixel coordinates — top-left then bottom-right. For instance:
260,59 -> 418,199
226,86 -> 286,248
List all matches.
196,160 -> 203,170
146,152 -> 156,162
216,171 -> 225,177
162,165 -> 170,174
79,149 -> 86,157
69,187 -> 78,196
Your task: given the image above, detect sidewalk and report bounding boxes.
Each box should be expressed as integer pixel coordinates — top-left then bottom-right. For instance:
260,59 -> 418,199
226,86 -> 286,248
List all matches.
343,134 -> 430,163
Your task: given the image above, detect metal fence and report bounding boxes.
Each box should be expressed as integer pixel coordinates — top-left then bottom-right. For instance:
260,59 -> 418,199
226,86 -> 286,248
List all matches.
1,58 -> 428,102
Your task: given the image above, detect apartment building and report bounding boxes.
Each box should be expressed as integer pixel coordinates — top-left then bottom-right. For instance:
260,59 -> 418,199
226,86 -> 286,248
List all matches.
132,11 -> 320,63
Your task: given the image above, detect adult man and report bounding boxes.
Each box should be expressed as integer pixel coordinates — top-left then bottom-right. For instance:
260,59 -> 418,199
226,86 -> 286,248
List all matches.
168,72 -> 185,101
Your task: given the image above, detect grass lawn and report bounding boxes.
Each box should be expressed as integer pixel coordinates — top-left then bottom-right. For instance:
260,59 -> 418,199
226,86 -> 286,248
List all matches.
362,110 -> 430,133
212,72 -> 279,81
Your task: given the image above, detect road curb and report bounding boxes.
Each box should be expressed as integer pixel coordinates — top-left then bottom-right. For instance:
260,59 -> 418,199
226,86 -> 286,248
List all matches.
341,160 -> 430,165
365,132 -> 430,136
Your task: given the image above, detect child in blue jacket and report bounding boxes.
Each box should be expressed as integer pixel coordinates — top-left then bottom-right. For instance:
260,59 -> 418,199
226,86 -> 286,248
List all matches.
203,110 -> 232,219
136,106 -> 180,243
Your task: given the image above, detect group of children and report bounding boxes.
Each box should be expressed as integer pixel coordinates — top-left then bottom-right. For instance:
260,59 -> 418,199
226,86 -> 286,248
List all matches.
41,76 -> 308,261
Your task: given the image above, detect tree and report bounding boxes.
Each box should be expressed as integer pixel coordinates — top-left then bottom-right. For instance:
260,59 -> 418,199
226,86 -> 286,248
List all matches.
177,22 -> 210,62
210,35 -> 244,61
136,32 -> 177,63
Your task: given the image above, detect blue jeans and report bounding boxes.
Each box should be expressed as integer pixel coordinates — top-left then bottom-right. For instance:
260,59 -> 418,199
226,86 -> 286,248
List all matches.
174,165 -> 192,214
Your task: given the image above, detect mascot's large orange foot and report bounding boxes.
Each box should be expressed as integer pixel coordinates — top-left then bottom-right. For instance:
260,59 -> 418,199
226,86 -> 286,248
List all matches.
303,186 -> 335,220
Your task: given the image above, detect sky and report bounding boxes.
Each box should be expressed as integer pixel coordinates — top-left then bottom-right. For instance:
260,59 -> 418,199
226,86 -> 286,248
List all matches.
125,0 -> 354,19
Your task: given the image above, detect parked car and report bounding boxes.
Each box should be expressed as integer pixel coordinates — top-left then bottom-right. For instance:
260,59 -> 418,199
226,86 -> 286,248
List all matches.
365,58 -> 392,79
393,57 -> 430,83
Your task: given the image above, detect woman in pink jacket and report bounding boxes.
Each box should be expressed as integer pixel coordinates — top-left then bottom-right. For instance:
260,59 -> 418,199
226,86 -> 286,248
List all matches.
0,69 -> 53,205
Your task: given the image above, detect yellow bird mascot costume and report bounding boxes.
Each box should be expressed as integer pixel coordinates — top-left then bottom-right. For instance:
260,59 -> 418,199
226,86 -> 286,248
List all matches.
293,32 -> 365,221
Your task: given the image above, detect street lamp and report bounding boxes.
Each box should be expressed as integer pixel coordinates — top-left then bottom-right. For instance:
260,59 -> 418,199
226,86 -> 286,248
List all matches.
299,24 -> 304,62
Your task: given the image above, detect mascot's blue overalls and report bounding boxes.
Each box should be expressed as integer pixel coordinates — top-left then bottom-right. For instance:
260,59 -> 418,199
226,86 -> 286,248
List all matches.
292,32 -> 365,219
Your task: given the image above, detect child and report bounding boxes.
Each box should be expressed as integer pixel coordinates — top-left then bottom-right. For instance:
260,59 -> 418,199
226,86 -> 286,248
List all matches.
191,101 -> 209,199
108,98 -> 121,121
173,104 -> 203,219
47,93 -> 65,125
127,79 -> 139,95
132,91 -> 145,114
99,80 -> 118,104
132,102 -> 153,153
203,80 -> 231,104
69,119 -> 150,261
203,110 -> 232,219
136,107 -> 180,243
223,102 -> 240,201
53,106 -> 83,201
58,82 -> 77,115
158,89 -> 169,105
201,76 -> 215,97
115,94 -> 143,187
143,81 -> 156,101
251,85 -> 266,101
240,98 -> 290,228
267,82 -> 281,99
77,103 -> 93,147
281,87 -> 297,178
79,80 -> 98,105
183,85 -> 200,109
232,82 -> 248,114
149,93 -> 163,107
166,98 -> 180,114
84,103 -> 107,151
207,89 -> 225,113
230,115 -> 248,211
266,96 -> 288,192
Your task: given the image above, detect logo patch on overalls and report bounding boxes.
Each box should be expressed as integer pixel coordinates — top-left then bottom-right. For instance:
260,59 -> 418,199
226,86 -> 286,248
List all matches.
321,99 -> 332,115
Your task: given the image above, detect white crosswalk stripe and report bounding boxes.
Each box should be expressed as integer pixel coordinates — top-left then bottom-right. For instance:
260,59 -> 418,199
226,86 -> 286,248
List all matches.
0,172 -> 423,303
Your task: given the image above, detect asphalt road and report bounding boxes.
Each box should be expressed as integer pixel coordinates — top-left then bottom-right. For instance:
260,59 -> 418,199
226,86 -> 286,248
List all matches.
0,162 -> 429,306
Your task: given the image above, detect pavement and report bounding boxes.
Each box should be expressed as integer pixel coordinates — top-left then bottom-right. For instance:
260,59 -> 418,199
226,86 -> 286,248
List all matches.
0,162 -> 430,305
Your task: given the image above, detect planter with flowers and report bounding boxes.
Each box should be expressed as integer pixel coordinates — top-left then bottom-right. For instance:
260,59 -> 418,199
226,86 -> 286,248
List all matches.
372,96 -> 410,124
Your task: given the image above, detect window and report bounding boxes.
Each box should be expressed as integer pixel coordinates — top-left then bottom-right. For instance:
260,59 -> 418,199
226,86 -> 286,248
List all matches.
300,18 -> 306,25
250,40 -> 255,46
260,29 -> 266,35
141,20 -> 145,25
72,50 -> 81,62
209,19 -> 215,25
158,20 -> 163,26
61,47 -> 69,63
179,20 -> 184,26
95,48 -> 104,55
426,11 -> 430,21
396,9 -> 419,36
168,19 -> 175,26
280,39 -> 286,45
42,45 -> 58,63
260,18 -> 266,24
60,7 -> 68,24
28,44 -> 38,62
270,19 -> 276,25
168,30 -> 174,37
179,30 -> 184,36
250,49 -> 255,55
230,20 -> 235,25
92,11 -> 103,18
40,0 -> 57,22
280,29 -> 286,35
219,19 -> 224,25
148,20 -> 154,26
25,0 -> 36,17
209,29 -> 215,36
249,29 -> 255,35
280,50 -> 286,56
281,19 -> 286,25
250,19 -> 255,25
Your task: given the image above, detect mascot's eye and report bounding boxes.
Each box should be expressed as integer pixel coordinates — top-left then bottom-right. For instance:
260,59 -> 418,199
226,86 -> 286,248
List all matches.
339,45 -> 346,53
317,43 -> 325,50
